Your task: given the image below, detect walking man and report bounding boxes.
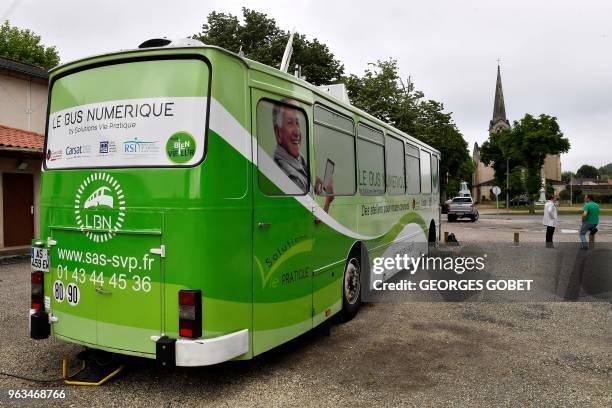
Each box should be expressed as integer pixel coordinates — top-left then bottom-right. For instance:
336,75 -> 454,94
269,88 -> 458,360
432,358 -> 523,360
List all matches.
579,194 -> 600,249
543,195 -> 558,247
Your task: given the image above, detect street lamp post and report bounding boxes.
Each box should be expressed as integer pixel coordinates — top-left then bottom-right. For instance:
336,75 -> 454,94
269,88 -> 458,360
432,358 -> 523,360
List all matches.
506,157 -> 510,210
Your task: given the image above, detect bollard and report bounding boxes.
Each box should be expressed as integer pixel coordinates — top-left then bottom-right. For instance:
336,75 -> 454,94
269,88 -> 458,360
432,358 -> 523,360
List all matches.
444,231 -> 449,243
589,233 -> 595,249
514,232 -> 519,246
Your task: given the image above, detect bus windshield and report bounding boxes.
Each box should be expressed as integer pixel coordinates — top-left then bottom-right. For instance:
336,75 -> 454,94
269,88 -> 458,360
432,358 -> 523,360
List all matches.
45,57 -> 209,169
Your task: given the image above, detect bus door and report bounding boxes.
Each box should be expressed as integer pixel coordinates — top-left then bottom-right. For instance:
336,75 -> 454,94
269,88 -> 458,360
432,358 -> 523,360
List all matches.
251,92 -> 314,355
95,229 -> 163,354
50,208 -> 164,356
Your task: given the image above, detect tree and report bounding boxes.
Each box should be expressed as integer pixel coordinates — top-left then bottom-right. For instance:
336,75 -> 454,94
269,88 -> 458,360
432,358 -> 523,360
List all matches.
0,21 -> 59,69
481,114 -> 570,212
344,60 -> 406,124
599,163 -> 612,178
559,189 -> 571,201
561,171 -> 574,184
508,166 -> 526,197
345,59 -> 472,198
480,131 -> 512,197
195,11 -> 472,198
478,130 -> 529,202
413,99 -> 474,198
576,164 -> 599,179
193,8 -> 344,85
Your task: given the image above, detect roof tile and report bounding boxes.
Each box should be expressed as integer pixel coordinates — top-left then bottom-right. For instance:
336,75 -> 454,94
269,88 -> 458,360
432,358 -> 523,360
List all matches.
0,124 -> 44,150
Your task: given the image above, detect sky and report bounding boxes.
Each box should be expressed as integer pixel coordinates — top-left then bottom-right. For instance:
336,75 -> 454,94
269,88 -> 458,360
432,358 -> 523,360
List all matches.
4,0 -> 611,172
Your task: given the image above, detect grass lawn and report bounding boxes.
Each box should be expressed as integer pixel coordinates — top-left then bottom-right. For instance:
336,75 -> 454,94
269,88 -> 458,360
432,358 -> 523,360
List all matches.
477,202 -> 612,215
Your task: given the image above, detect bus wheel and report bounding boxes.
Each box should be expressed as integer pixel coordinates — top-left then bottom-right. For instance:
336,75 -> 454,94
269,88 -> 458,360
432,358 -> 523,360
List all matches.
341,256 -> 361,321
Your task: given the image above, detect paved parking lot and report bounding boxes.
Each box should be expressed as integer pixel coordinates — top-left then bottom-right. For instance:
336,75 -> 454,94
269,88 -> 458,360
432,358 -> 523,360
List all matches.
0,216 -> 610,407
443,214 -> 612,244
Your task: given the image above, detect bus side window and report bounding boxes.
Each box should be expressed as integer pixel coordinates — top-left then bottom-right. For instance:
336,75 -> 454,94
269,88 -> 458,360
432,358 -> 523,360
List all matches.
420,150 -> 432,194
256,99 -> 310,195
357,124 -> 385,196
405,143 -> 421,194
385,134 -> 405,195
431,154 -> 439,194
313,105 -> 356,196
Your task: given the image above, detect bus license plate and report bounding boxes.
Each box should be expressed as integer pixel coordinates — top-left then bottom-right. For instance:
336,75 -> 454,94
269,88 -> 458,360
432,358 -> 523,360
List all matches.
31,247 -> 50,272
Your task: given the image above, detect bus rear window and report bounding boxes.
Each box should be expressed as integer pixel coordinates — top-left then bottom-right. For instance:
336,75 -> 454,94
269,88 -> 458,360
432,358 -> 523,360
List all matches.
45,57 -> 209,169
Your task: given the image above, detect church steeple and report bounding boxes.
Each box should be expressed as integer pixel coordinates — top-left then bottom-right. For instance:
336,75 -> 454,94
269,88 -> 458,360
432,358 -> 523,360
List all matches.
489,64 -> 510,134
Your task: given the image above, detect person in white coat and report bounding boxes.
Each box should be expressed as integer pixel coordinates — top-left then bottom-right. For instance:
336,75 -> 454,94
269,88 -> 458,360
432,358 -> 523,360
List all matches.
543,195 -> 559,247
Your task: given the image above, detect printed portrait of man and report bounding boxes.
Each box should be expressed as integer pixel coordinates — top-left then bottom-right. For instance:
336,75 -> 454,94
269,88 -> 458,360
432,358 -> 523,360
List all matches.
272,99 -> 309,193
272,99 -> 334,212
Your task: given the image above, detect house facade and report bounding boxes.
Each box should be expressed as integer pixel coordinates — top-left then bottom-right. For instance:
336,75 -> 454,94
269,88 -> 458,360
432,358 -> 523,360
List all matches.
0,57 -> 47,251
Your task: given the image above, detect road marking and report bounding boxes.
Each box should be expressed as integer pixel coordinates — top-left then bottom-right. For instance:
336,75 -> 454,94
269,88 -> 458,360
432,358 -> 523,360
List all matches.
561,229 -> 578,233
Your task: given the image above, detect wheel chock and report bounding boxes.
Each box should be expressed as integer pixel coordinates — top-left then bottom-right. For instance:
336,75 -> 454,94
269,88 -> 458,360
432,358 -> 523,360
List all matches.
62,354 -> 124,386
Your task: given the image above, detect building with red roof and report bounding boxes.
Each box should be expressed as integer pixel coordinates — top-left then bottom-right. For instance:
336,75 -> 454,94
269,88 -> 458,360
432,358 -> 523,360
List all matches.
0,57 -> 48,251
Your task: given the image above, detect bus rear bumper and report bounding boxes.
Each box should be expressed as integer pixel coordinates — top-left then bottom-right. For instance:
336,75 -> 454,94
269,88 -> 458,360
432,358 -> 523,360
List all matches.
151,329 -> 249,367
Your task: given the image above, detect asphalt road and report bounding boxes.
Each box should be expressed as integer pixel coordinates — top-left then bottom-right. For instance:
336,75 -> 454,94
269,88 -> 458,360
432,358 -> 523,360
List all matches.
0,216 -> 610,407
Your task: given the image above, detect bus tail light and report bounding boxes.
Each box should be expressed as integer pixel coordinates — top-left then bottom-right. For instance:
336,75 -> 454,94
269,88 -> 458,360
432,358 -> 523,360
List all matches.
31,271 -> 44,310
178,290 -> 202,338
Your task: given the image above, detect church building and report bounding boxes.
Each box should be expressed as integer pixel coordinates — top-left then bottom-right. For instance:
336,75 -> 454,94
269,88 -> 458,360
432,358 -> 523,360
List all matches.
472,65 -> 562,202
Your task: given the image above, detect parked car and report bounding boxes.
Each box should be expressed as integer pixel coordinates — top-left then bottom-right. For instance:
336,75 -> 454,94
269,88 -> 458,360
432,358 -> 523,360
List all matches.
510,195 -> 530,206
447,197 -> 479,222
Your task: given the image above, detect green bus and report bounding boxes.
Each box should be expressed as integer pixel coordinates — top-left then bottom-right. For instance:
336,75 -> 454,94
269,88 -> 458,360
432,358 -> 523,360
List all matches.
30,38 -> 440,367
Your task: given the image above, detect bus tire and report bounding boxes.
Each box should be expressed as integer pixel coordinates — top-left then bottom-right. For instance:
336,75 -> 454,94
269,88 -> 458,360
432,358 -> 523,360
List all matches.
340,251 -> 362,321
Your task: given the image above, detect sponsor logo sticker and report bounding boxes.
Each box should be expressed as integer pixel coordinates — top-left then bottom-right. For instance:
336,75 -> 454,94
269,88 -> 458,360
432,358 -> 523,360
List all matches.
65,145 -> 92,157
46,149 -> 62,161
98,140 -> 117,155
123,138 -> 159,154
166,131 -> 196,164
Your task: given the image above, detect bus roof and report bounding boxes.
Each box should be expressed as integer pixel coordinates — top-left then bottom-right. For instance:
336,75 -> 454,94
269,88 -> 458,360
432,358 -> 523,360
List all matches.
50,43 -> 439,156
241,55 -> 440,156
